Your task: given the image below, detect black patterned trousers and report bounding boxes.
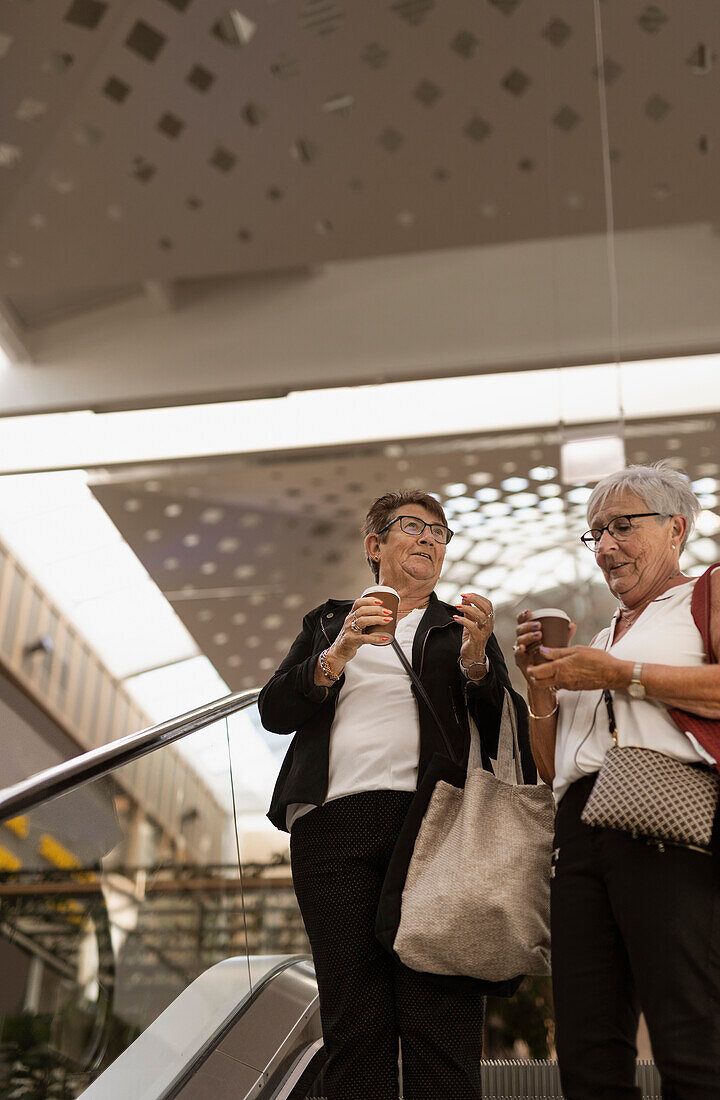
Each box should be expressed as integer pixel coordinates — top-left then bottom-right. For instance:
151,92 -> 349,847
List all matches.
290,790 -> 486,1100
552,774 -> 720,1100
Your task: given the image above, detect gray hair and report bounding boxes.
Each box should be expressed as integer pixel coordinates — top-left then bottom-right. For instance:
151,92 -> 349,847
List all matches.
586,462 -> 700,551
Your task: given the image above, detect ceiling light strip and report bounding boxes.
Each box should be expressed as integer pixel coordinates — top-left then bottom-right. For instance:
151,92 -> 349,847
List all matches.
0,355 -> 719,474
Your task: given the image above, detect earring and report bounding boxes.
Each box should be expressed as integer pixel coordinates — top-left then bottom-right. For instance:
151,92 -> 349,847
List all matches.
672,543 -> 676,550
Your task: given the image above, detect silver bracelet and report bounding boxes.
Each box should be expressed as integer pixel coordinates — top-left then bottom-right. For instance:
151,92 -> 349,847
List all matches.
318,648 -> 340,682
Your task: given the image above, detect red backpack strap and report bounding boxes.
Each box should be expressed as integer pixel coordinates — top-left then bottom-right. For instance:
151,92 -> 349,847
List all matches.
690,563 -> 720,664
667,564 -> 720,774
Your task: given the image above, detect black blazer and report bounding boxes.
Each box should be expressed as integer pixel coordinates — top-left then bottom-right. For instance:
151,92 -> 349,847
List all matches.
260,592 -> 535,831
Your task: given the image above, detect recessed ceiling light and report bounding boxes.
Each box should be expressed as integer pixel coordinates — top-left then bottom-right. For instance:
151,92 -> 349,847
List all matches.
0,144 -> 22,169
212,10 -> 256,47
323,93 -> 354,115
560,435 -> 626,485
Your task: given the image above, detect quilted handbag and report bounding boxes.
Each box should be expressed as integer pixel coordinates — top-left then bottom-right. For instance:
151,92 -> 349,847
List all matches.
581,690 -> 720,852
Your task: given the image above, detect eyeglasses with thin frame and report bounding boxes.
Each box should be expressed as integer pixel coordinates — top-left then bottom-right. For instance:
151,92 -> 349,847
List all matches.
580,512 -> 672,552
377,514 -> 454,545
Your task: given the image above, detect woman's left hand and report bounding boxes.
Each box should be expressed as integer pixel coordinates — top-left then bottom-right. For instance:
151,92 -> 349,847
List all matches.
454,592 -> 495,667
527,645 -> 627,692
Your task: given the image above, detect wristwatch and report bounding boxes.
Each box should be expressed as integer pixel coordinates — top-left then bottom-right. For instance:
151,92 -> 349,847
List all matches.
627,661 -> 646,700
459,654 -> 490,679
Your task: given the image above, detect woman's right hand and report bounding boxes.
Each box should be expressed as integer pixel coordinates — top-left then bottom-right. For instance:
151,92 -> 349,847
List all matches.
330,596 -> 394,663
316,597 -> 395,684
514,611 -> 577,683
514,611 -> 542,684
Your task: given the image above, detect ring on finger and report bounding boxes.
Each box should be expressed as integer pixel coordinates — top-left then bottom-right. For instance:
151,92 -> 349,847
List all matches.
351,615 -> 362,633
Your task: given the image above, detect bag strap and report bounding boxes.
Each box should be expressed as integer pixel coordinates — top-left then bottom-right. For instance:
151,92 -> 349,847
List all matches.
390,638 -> 459,764
495,689 -> 525,785
391,640 -> 524,782
603,689 -> 619,746
690,562 -> 720,664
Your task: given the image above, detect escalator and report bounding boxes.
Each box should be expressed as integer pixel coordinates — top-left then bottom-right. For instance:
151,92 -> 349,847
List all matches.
0,690 -> 327,1099
82,956 -> 324,1100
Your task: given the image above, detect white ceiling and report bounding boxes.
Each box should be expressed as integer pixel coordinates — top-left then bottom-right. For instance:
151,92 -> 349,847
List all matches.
0,0 -> 717,329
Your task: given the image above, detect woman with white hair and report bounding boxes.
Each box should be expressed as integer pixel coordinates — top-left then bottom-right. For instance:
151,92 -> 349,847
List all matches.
514,463 -> 720,1099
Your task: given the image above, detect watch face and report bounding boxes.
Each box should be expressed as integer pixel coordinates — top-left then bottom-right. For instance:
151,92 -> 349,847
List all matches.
628,682 -> 645,699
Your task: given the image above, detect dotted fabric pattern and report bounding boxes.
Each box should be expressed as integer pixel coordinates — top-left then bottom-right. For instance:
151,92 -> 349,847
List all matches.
290,789 -> 486,1099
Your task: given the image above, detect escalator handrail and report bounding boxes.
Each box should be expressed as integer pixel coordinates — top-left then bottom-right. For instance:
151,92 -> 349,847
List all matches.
0,688 -> 260,823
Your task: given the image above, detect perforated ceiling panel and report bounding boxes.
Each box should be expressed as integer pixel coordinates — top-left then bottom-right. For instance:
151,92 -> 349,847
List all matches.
0,0 -> 718,324
90,414 -> 720,691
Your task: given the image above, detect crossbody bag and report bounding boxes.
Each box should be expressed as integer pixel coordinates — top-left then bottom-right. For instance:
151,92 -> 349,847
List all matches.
580,688 -> 720,852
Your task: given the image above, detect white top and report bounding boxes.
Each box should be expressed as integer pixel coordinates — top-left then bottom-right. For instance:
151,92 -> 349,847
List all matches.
286,609 -> 423,829
553,580 -> 713,804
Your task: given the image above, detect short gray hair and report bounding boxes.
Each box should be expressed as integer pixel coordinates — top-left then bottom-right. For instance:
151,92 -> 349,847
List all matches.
586,462 -> 700,551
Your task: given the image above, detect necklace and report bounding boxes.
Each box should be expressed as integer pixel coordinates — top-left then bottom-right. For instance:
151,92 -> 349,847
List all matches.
398,598 -> 430,619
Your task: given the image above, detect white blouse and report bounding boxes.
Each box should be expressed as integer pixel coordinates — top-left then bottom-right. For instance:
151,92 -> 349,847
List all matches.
553,581 -> 712,804
286,608 -> 423,829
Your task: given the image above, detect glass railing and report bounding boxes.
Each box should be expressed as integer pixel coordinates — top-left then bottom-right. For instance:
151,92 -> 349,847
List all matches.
0,694 -> 311,1097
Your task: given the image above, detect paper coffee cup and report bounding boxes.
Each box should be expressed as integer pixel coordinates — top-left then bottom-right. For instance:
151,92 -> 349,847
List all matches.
529,607 -> 571,661
362,585 -> 400,644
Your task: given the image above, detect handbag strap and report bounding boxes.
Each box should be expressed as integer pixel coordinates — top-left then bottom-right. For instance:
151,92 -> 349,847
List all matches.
391,639 -> 524,781
493,689 -> 525,785
603,689 -> 619,746
390,638 -> 459,763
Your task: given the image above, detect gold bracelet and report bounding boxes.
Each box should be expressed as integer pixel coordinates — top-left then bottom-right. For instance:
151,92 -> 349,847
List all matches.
318,648 -> 340,682
527,699 -> 559,720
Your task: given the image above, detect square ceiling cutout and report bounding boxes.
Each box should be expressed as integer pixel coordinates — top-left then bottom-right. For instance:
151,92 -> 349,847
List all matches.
104,76 -> 130,103
187,64 -> 215,91
64,0 -> 108,29
158,112 -> 185,138
125,21 -> 167,62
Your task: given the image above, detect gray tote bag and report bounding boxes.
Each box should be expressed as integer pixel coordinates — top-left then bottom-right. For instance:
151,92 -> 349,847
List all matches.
392,690 -> 555,981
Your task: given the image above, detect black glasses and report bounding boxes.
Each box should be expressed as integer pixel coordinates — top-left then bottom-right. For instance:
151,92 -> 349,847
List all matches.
377,515 -> 454,545
580,513 -> 672,552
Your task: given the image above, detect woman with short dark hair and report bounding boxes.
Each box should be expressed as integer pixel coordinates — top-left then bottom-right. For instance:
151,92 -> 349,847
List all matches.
260,489 -> 533,1100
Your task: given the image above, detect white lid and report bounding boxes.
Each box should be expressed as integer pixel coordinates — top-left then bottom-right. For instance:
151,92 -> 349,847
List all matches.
362,585 -> 400,598
531,607 -> 571,621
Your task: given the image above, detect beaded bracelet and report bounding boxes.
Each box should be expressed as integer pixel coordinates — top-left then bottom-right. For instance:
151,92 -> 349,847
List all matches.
318,648 -> 340,682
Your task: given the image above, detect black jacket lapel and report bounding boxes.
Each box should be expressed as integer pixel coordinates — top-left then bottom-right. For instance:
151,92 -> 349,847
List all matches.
411,591 -> 456,671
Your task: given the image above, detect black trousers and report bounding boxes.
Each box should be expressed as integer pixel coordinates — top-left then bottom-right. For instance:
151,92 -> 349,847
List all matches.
290,790 -> 486,1100
552,775 -> 720,1100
